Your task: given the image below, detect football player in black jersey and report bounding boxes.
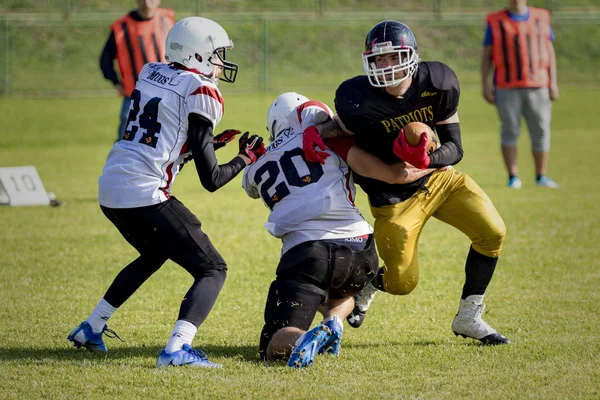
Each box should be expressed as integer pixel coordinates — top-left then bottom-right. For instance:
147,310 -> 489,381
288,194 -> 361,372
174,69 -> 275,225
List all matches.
302,20 -> 510,345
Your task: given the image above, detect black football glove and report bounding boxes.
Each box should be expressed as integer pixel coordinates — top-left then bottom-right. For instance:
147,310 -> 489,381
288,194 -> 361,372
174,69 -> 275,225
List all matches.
213,129 -> 242,150
238,132 -> 266,163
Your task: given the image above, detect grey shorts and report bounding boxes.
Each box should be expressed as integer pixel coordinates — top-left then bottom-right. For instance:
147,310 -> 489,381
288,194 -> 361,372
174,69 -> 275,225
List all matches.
495,87 -> 552,152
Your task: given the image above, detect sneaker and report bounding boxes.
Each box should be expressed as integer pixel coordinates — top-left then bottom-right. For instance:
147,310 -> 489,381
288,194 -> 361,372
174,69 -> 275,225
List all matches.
287,325 -> 332,369
451,295 -> 510,345
156,344 -> 222,368
347,281 -> 378,328
318,316 -> 343,356
536,176 -> 559,188
67,321 -> 123,352
508,176 -> 522,189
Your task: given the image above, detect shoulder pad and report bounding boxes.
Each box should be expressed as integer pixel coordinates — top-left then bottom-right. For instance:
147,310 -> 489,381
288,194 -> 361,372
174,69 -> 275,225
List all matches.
422,61 -> 459,92
335,76 -> 371,115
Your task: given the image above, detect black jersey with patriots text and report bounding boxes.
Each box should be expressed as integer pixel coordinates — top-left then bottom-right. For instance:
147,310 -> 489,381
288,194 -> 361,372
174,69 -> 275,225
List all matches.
335,61 -> 460,206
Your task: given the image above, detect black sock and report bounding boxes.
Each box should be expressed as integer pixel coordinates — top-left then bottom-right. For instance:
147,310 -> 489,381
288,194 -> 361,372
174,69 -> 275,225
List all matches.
536,174 -> 543,181
371,266 -> 386,292
461,246 -> 498,299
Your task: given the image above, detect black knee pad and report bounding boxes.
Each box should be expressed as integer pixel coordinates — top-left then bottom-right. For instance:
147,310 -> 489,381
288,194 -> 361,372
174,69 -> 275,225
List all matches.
329,236 -> 379,299
259,278 -> 326,360
207,267 -> 227,286
184,260 -> 228,282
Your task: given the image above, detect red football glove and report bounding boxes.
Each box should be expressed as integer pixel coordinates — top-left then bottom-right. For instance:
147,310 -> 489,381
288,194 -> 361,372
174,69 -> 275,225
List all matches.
302,126 -> 330,164
392,130 -> 431,169
213,129 -> 242,150
238,132 -> 266,163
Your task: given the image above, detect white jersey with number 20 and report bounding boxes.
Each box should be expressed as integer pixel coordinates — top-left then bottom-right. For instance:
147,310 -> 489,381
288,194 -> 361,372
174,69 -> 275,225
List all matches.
99,62 -> 224,208
242,101 -> 372,255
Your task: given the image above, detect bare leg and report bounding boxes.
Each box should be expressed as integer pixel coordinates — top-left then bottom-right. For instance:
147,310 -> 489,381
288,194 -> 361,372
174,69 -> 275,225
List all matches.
533,150 -> 548,177
502,145 -> 518,177
326,296 -> 354,320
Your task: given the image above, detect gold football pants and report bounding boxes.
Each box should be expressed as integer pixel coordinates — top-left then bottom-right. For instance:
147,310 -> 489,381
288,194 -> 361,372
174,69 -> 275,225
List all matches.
370,168 -> 506,295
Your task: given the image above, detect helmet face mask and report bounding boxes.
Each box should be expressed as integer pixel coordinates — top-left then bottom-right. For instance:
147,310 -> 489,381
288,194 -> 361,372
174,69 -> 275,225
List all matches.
165,17 -> 239,83
208,46 -> 238,83
266,92 -> 309,142
362,21 -> 420,88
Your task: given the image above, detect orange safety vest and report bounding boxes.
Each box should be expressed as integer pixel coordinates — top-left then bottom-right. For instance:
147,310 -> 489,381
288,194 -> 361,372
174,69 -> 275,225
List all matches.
486,8 -> 551,89
111,9 -> 175,96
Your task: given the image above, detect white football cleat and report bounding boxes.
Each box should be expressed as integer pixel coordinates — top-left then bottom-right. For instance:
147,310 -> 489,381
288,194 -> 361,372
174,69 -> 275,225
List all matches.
452,295 -> 510,345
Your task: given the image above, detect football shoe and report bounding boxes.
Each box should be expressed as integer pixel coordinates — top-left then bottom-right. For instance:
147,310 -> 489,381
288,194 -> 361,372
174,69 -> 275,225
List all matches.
347,281 -> 378,328
318,315 -> 343,356
288,325 -> 332,369
508,176 -> 522,189
156,344 -> 222,368
451,295 -> 510,345
536,176 -> 559,188
67,321 -> 122,352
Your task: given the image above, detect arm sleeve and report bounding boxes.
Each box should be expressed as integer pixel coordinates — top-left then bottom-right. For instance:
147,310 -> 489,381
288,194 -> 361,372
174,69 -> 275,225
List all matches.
429,123 -> 464,168
188,113 -> 247,192
99,31 -> 120,86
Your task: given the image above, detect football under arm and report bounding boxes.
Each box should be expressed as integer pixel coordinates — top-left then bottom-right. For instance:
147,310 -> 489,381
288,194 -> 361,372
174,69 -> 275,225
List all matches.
346,145 -> 437,184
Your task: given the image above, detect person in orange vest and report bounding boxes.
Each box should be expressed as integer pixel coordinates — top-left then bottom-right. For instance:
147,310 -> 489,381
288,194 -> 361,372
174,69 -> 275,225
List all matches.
100,0 -> 175,142
482,0 -> 559,189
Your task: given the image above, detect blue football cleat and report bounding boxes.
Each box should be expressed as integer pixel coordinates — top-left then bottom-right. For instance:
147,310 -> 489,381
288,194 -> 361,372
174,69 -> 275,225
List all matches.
288,325 -> 332,369
67,321 -> 122,352
318,316 -> 343,356
156,344 -> 222,368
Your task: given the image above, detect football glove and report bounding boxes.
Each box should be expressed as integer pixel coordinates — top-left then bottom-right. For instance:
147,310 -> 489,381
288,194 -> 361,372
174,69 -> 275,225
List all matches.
238,132 -> 266,163
392,129 -> 431,169
213,129 -> 242,150
302,126 -> 330,164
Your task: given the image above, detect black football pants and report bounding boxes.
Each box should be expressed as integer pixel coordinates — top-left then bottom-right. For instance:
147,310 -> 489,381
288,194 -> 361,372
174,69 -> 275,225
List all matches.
100,196 -> 227,328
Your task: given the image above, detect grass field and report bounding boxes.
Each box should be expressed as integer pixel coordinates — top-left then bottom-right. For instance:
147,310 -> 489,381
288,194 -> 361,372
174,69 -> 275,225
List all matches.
1,87 -> 599,399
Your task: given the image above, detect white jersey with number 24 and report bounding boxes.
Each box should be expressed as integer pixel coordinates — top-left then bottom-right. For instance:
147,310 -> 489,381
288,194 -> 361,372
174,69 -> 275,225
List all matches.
99,62 -> 224,208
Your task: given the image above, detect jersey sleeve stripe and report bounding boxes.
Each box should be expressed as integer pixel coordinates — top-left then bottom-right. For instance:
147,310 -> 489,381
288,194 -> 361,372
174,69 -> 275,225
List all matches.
190,85 -> 224,114
296,100 -> 333,124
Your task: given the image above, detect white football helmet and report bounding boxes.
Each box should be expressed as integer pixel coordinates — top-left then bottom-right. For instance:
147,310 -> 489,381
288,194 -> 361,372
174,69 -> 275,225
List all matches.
165,17 -> 238,83
266,92 -> 309,142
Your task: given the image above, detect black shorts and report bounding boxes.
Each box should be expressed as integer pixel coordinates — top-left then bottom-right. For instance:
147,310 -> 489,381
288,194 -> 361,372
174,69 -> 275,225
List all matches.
259,234 -> 378,358
100,196 -> 226,273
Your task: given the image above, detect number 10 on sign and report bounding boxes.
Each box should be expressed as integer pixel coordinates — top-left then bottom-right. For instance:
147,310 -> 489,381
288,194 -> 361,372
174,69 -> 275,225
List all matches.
0,166 -> 51,206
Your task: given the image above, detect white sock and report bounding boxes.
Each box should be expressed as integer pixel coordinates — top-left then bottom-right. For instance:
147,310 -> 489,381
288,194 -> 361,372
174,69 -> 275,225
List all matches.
165,320 -> 197,353
86,298 -> 118,333
322,315 -> 341,325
